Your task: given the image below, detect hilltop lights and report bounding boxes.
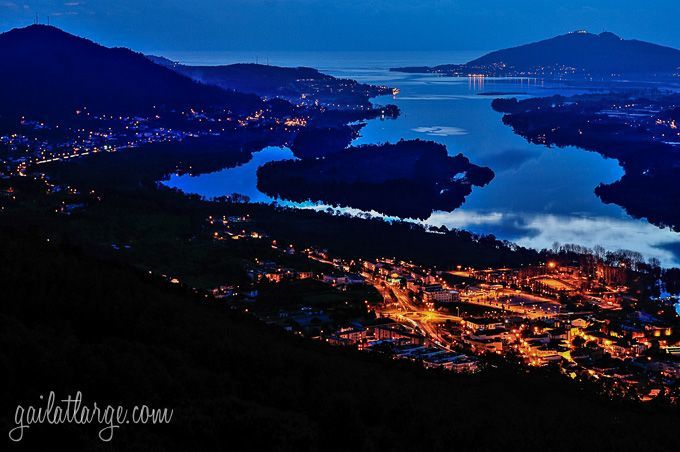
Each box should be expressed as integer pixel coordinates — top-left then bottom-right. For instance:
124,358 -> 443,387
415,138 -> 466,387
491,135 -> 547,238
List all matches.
284,117 -> 307,127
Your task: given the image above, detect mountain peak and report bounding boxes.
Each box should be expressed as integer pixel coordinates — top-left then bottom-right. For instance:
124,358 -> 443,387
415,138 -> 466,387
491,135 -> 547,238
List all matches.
465,30 -> 680,77
4,24 -> 77,39
598,31 -> 621,40
19,24 -> 62,32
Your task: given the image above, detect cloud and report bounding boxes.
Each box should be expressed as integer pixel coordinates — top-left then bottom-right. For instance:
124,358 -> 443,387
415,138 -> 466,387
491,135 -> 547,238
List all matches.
426,209 -> 680,266
479,148 -> 542,172
412,126 -> 468,137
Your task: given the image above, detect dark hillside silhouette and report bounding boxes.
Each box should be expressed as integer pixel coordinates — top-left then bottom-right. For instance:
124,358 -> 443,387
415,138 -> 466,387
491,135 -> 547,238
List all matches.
0,25 -> 263,118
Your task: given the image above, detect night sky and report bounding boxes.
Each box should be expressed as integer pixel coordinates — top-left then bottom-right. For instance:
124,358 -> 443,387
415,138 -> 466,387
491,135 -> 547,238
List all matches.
1,1 -> 679,52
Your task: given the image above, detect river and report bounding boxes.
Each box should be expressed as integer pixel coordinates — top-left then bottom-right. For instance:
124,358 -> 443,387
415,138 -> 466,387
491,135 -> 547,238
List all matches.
160,51 -> 680,266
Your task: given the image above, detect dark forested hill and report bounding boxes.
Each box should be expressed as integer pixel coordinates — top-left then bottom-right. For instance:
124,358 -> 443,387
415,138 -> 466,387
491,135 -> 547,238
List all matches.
0,25 -> 263,118
469,31 -> 680,75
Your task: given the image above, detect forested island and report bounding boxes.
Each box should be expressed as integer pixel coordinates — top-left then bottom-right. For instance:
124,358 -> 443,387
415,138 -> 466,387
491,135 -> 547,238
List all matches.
257,139 -> 494,219
492,91 -> 680,230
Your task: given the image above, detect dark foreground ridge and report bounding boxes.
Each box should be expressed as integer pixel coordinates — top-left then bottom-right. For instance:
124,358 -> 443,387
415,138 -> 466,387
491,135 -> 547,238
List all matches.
2,228 -> 679,451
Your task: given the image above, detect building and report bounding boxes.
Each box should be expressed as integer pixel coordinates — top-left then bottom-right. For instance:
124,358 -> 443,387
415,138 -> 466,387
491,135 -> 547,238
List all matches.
372,324 -> 426,346
327,327 -> 367,347
465,335 -> 503,354
422,284 -> 459,303
463,317 -> 505,331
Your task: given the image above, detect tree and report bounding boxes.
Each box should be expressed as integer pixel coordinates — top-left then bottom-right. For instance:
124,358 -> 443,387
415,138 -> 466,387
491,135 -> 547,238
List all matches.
572,336 -> 586,348
662,268 -> 680,295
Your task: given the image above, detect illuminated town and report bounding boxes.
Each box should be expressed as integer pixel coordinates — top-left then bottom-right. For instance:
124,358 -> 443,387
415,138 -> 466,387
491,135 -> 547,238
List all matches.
1,106 -> 305,174
205,214 -> 680,404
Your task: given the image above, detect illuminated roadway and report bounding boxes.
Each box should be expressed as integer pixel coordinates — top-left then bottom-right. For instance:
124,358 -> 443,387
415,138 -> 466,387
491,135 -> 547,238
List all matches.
368,276 -> 461,350
368,275 -> 561,350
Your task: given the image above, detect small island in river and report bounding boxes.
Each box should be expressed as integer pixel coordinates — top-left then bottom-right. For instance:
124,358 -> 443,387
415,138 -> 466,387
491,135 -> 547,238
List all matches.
256,139 -> 494,220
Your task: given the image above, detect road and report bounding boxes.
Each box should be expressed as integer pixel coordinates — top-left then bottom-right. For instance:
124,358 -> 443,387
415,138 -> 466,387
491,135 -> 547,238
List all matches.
368,274 -> 562,351
460,288 -> 561,319
369,276 -> 460,350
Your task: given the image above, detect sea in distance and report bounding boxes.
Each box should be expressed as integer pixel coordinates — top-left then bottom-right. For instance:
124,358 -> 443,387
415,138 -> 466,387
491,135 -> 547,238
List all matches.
159,50 -> 680,267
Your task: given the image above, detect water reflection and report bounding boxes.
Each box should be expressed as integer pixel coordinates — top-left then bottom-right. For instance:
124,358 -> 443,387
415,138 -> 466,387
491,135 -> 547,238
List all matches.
161,55 -> 680,267
427,210 -> 680,265
412,126 -> 468,136
165,146 -> 295,203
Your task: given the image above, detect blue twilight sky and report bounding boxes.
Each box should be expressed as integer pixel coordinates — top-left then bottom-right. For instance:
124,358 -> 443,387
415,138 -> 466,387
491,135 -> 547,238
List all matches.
1,1 -> 679,52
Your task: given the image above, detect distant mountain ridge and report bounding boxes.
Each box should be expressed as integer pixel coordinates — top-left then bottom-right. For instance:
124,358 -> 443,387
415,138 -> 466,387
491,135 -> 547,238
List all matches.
0,25 -> 263,118
392,31 -> 680,79
147,55 -> 391,108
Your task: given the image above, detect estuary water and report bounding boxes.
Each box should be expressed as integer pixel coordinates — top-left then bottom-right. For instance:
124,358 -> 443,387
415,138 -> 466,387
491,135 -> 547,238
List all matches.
161,51 -> 680,266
